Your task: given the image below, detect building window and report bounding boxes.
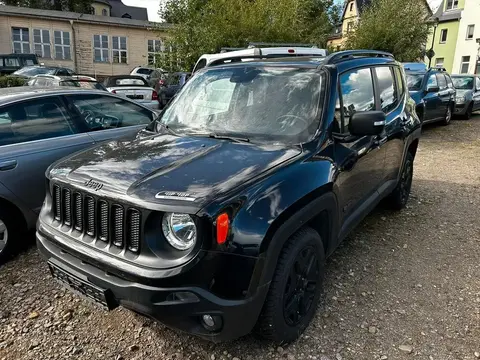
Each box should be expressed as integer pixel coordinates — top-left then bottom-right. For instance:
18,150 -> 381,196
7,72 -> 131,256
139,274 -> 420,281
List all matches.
112,36 -> 127,64
460,56 -> 470,74
12,27 -> 30,54
93,35 -> 109,62
466,25 -> 475,40
148,39 -> 163,65
89,6 -> 95,14
446,0 -> 458,10
33,29 -> 51,58
349,2 -> 353,11
54,31 -> 71,60
435,58 -> 444,68
346,21 -> 354,33
439,29 -> 448,43
102,8 -> 108,16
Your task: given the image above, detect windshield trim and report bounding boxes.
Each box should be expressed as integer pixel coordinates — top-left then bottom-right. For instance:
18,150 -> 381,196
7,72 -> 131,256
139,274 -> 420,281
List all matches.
157,65 -> 326,145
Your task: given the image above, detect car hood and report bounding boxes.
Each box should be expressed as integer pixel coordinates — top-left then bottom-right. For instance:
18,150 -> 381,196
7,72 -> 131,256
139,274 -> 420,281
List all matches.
49,133 -> 301,208
456,89 -> 472,98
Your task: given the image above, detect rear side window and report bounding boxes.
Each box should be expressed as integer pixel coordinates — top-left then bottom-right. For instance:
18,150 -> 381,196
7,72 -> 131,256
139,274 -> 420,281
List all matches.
136,68 -> 153,75
338,67 -> 375,132
0,97 -> 74,146
436,73 -> 447,90
374,66 -> 398,113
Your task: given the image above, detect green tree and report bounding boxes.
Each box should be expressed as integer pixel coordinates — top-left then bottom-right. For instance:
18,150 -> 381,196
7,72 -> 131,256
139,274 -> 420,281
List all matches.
157,0 -> 336,72
344,0 -> 431,62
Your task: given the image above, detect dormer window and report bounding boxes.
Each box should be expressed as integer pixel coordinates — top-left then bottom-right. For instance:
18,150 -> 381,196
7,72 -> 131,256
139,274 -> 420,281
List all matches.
349,2 -> 354,11
102,9 -> 108,16
121,13 -> 132,18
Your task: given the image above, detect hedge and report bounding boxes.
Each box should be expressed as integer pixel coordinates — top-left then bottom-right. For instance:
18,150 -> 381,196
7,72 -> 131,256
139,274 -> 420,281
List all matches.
0,76 -> 27,88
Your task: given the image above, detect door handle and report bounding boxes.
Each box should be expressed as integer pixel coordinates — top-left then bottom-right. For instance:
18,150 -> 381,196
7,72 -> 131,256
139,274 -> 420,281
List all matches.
0,160 -> 17,171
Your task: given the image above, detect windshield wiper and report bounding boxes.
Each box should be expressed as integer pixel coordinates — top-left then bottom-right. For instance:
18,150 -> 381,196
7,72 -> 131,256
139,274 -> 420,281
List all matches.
156,122 -> 178,136
209,133 -> 250,143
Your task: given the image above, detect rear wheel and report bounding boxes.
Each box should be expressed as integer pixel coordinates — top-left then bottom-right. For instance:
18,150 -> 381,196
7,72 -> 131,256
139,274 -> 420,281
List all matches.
0,209 -> 21,265
442,105 -> 452,125
255,227 -> 325,343
386,152 -> 414,210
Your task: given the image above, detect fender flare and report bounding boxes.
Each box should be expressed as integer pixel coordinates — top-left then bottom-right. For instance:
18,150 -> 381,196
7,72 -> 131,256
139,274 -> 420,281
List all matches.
248,191 -> 338,293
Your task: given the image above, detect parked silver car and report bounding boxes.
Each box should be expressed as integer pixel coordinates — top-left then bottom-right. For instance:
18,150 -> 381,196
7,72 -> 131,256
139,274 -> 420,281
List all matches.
451,75 -> 480,119
103,75 -> 159,109
0,87 -> 158,263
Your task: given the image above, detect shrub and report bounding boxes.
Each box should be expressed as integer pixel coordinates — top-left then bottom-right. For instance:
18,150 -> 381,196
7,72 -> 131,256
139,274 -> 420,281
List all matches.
0,76 -> 27,88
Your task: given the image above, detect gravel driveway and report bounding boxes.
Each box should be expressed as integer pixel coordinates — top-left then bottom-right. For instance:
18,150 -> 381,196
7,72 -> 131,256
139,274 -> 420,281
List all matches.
1,116 -> 480,360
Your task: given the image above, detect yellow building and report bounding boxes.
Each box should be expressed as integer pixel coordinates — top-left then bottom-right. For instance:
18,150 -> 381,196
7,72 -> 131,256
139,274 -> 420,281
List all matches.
0,5 -> 170,76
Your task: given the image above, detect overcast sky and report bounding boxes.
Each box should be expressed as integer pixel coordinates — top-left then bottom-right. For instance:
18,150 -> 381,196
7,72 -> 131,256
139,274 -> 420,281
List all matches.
126,0 -> 443,22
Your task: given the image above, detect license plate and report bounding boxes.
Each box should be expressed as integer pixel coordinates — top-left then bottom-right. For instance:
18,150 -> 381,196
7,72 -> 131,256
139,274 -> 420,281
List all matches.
126,94 -> 144,100
48,262 -> 114,310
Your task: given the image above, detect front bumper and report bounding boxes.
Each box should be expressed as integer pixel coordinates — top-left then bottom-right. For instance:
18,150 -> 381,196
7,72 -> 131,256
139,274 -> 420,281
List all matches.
454,102 -> 470,115
36,230 -> 268,342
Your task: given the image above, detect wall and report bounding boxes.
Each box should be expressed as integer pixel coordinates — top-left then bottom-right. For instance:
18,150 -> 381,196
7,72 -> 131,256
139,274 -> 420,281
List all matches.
342,0 -> 359,39
427,20 -> 460,72
0,14 -> 168,76
91,3 -> 110,16
452,0 -> 479,74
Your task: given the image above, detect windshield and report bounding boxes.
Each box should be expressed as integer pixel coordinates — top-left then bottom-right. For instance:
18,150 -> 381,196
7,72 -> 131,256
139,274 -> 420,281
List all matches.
13,67 -> 55,76
157,66 -> 324,144
452,76 -> 474,90
406,74 -> 424,91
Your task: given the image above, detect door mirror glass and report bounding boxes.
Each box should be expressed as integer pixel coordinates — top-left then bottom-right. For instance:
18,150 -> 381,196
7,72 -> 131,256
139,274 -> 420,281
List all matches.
348,111 -> 386,136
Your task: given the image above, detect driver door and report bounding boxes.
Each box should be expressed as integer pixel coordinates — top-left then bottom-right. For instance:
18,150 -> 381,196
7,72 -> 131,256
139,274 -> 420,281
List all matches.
63,93 -> 156,143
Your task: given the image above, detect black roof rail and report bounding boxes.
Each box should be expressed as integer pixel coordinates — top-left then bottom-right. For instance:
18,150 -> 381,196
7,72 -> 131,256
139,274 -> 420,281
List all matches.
247,42 -> 318,48
428,66 -> 446,72
324,50 -> 394,64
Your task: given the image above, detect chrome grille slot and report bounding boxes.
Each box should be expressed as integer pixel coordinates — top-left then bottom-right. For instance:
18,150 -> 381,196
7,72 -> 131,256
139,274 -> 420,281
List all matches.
112,205 -> 124,248
53,185 -> 61,221
98,200 -> 109,242
63,188 -> 72,226
127,209 -> 141,253
73,192 -> 83,231
85,196 -> 95,236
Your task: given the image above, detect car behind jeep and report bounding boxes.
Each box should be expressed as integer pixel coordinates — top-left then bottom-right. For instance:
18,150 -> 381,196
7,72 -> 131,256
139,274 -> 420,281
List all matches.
37,50 -> 421,343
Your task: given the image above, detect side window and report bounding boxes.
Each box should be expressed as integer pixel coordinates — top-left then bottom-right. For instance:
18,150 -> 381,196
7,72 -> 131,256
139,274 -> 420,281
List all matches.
0,97 -> 74,146
339,68 -> 375,132
193,58 -> 207,73
426,74 -> 438,88
66,94 -> 154,130
475,77 -> 480,91
374,66 -> 398,113
394,67 -> 405,97
445,74 -> 454,88
56,68 -> 69,76
436,74 -> 447,89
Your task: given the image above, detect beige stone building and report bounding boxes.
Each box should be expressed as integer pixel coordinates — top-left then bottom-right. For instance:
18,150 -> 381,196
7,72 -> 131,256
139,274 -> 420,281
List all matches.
0,5 -> 170,76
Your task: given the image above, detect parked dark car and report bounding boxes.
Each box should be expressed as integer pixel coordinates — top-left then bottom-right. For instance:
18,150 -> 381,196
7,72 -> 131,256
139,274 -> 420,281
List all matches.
451,74 -> 480,119
405,68 -> 456,125
0,87 -> 159,263
0,54 -> 38,75
36,50 -> 421,343
155,72 -> 191,108
27,75 -> 107,91
12,65 -> 76,79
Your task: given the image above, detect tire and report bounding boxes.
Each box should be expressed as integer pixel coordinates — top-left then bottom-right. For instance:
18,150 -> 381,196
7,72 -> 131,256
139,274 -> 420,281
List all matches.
0,208 -> 20,265
442,104 -> 452,125
255,227 -> 325,343
386,152 -> 414,210
464,103 -> 473,120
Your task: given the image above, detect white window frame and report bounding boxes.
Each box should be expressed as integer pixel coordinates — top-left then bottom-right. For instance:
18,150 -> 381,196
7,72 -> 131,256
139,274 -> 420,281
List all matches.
12,27 -> 30,54
439,29 -> 448,44
147,39 -> 164,65
93,35 -> 109,63
435,58 -> 444,68
33,29 -> 51,58
466,25 -> 475,40
112,36 -> 127,64
54,31 -> 71,60
446,0 -> 458,10
460,56 -> 470,74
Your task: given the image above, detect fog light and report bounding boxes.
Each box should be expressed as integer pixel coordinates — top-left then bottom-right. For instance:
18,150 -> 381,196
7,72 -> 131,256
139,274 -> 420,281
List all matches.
202,314 -> 215,328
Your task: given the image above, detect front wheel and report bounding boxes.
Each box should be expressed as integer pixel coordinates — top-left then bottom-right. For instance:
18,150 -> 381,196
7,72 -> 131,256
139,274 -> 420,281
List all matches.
442,105 -> 452,125
0,210 -> 20,265
255,227 -> 325,343
385,152 -> 414,210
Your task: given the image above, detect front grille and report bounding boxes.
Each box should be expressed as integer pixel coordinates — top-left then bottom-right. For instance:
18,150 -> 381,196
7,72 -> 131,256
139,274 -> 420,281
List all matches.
51,184 -> 141,253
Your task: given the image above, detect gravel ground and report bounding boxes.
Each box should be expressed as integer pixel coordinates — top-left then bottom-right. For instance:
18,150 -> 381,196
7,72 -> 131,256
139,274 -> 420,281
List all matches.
1,115 -> 480,360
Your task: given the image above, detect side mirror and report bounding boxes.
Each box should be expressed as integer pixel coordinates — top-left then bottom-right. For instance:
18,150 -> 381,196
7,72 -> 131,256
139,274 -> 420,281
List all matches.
349,111 -> 386,136
426,85 -> 439,93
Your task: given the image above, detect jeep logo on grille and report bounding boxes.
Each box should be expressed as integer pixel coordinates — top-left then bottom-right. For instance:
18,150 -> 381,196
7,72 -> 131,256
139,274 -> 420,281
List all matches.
84,179 -> 103,191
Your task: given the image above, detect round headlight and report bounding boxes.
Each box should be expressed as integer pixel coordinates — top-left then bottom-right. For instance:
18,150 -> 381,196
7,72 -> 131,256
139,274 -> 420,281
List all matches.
162,213 -> 197,250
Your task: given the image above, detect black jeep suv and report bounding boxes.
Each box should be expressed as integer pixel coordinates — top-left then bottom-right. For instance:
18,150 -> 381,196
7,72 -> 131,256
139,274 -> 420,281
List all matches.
37,50 -> 421,343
